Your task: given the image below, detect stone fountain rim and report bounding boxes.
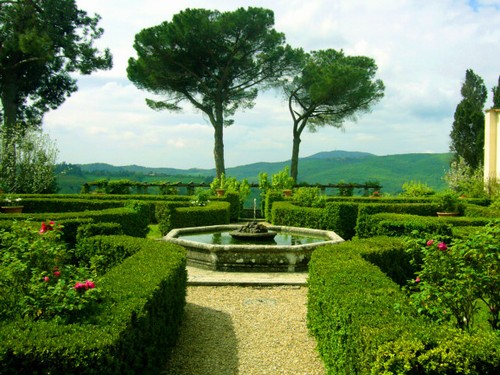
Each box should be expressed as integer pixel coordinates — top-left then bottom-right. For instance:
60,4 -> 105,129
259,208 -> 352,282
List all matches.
164,224 -> 344,251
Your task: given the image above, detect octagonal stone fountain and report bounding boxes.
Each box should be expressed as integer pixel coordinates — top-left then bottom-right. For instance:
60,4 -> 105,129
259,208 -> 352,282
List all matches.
163,222 -> 344,272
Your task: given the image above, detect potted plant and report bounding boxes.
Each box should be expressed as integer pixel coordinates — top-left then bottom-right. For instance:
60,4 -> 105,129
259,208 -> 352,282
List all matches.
436,190 -> 464,216
271,167 -> 295,196
1,195 -> 24,214
214,173 -> 226,197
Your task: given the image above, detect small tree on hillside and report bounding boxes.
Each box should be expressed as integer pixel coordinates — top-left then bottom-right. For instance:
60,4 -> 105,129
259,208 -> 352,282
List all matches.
283,49 -> 385,181
449,69 -> 487,169
127,7 -> 300,178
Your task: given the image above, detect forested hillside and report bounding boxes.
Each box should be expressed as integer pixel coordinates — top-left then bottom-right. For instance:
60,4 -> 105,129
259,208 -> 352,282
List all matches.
56,151 -> 453,195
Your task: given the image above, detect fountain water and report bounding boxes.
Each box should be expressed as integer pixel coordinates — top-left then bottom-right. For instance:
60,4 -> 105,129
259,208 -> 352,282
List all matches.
164,224 -> 344,272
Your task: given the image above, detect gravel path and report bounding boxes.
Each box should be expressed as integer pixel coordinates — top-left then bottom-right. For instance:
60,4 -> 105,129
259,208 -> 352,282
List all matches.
163,286 -> 325,375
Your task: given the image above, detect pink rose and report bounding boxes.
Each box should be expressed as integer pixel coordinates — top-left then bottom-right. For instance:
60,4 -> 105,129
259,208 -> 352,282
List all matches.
426,239 -> 434,246
44,276 -> 50,282
85,280 -> 95,289
54,270 -> 61,277
415,277 -> 421,283
438,242 -> 447,251
74,282 -> 86,291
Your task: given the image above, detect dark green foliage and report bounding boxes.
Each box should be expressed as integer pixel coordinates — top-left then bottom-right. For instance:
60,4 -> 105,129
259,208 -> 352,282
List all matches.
324,202 -> 358,240
450,69 -> 487,168
271,201 -> 326,229
358,236 -> 415,286
493,75 -> 500,108
0,207 -> 151,243
0,0 -> 112,190
171,202 -> 230,230
357,213 -> 453,238
75,235 -> 148,276
307,238 -> 421,374
127,7 -> 297,177
355,203 -> 440,238
264,190 -> 285,221
155,202 -> 190,236
0,238 -> 187,375
359,213 -> 491,239
285,49 -> 385,180
465,204 -> 500,217
19,198 -> 125,213
213,191 -> 240,221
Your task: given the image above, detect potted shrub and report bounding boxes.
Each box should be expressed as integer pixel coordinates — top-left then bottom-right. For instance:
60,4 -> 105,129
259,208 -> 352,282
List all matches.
214,173 -> 226,197
271,167 -> 295,196
436,190 -> 464,216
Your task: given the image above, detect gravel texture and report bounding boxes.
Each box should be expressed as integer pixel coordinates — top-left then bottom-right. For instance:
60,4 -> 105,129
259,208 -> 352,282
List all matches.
163,286 -> 325,375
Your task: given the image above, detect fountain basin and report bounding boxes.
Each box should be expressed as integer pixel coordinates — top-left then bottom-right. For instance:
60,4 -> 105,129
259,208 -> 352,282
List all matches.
164,224 -> 344,272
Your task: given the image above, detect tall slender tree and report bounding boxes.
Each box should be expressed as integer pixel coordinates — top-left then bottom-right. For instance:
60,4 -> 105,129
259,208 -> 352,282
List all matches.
127,7 -> 299,178
0,0 -> 112,192
449,69 -> 487,169
284,49 -> 385,181
492,75 -> 500,108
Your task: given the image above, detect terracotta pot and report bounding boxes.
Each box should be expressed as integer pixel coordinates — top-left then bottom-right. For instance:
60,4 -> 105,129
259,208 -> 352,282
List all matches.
282,189 -> 292,197
215,189 -> 225,197
1,206 -> 23,214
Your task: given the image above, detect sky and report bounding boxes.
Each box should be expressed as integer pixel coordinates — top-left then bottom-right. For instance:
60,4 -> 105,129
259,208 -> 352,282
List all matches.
43,0 -> 500,169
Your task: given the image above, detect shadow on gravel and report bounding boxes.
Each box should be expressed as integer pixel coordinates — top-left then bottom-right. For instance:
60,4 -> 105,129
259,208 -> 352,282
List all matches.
162,303 -> 239,374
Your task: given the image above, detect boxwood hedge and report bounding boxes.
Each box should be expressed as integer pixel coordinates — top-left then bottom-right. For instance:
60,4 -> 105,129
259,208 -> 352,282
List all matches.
307,237 -> 500,374
0,237 -> 187,375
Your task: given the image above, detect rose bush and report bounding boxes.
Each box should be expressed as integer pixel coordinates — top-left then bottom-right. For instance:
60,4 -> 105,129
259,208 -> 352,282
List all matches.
405,220 -> 499,331
0,221 -> 100,322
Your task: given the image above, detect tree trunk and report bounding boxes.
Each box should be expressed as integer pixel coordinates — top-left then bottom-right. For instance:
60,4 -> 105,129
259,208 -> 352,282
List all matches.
0,80 -> 19,192
290,126 -> 301,181
213,122 -> 225,179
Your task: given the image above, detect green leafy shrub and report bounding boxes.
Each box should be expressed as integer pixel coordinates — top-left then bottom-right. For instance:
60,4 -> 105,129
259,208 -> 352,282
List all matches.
191,187 -> 211,206
405,221 -> 499,331
401,180 -> 435,197
0,221 -> 99,323
292,187 -> 326,208
445,157 -> 488,198
271,166 -> 295,190
436,189 -> 466,214
210,174 -> 250,214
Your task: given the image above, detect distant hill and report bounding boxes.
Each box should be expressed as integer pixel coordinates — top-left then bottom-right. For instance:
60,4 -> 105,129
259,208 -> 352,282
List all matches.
78,163 -> 212,176
305,150 -> 375,160
57,151 -> 453,194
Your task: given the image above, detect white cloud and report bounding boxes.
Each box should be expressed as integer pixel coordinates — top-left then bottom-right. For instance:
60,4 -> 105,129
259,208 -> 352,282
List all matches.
41,0 -> 500,169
